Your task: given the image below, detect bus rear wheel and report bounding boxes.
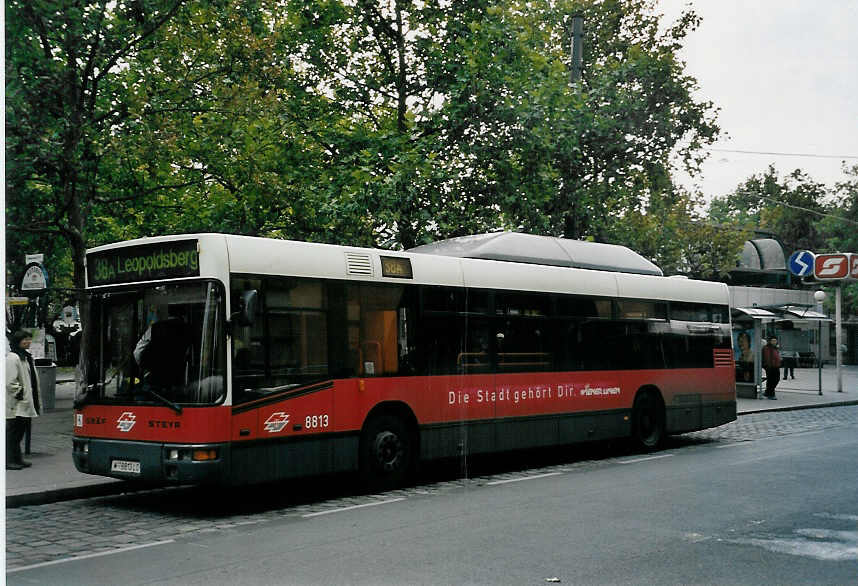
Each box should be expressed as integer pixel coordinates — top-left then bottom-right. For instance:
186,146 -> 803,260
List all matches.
359,414 -> 414,491
631,390 -> 665,451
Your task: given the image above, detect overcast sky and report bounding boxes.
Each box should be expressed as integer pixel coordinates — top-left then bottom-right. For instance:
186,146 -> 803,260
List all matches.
658,0 -> 858,201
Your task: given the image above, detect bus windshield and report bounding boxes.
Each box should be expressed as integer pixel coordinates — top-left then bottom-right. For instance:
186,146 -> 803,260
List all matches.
87,281 -> 226,405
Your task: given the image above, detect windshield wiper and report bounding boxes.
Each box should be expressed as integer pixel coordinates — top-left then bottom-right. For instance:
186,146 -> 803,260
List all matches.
142,388 -> 183,414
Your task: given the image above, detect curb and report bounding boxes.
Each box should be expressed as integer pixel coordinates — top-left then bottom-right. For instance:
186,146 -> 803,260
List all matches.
6,480 -> 151,509
738,400 -> 858,416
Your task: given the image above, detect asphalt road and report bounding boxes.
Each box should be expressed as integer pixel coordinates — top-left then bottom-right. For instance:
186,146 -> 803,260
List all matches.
8,406 -> 858,585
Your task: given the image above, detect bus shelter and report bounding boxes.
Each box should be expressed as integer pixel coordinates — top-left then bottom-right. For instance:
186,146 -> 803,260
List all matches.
732,305 -> 832,398
763,304 -> 832,395
732,307 -> 777,398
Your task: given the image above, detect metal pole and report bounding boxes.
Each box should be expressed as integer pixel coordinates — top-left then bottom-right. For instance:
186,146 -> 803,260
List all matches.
836,284 -> 843,392
818,320 -> 823,395
754,319 -> 762,398
570,15 -> 583,86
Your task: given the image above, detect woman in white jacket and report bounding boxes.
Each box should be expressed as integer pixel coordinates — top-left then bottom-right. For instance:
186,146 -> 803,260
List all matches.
6,330 -> 40,470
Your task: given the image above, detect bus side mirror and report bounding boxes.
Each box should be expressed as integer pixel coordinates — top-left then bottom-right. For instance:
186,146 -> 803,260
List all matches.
230,289 -> 258,328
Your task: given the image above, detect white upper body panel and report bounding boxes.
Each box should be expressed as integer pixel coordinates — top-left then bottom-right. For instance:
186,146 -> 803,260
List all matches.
87,234 -> 728,305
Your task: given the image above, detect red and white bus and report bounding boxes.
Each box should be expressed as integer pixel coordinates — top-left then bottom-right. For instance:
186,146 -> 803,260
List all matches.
73,232 -> 736,487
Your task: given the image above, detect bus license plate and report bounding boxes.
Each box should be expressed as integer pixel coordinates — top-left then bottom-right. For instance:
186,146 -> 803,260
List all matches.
111,460 -> 141,475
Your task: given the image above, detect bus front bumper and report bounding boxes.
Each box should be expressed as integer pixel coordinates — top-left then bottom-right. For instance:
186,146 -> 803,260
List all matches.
73,438 -> 230,485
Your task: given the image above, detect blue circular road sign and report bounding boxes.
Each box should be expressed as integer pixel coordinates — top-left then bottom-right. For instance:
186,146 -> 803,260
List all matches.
788,250 -> 815,277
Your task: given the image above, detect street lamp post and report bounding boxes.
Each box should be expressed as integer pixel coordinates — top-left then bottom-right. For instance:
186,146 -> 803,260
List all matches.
836,284 -> 843,392
570,15 -> 583,87
814,290 -> 826,395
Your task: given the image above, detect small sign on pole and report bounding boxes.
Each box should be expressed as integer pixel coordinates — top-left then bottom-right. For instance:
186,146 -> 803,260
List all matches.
19,262 -> 48,296
787,250 -> 815,277
814,253 -> 850,280
796,249 -> 855,395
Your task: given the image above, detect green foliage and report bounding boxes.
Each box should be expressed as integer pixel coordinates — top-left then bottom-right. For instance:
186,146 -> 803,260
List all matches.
605,186 -> 749,279
7,0 -> 721,290
471,0 -> 721,241
5,0 -> 187,290
708,165 -> 829,252
709,164 -> 858,316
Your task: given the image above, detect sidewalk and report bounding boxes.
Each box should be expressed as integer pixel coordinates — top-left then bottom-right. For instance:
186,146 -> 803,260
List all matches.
736,363 -> 858,414
5,369 -> 129,508
5,365 -> 858,508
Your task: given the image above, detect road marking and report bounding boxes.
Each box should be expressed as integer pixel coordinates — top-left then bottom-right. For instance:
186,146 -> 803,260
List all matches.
302,497 -> 405,518
790,429 -> 828,438
617,454 -> 674,464
715,442 -> 751,449
732,530 -> 858,562
815,513 -> 858,522
486,472 -> 563,486
7,540 -> 175,574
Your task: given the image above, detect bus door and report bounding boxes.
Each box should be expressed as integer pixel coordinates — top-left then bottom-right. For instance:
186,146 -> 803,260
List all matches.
230,276 -> 335,440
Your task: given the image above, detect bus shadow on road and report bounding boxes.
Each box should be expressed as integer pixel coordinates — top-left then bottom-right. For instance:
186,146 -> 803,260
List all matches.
91,434 -> 721,518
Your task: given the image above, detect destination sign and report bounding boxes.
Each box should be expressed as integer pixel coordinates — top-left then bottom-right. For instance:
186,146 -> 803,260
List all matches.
87,240 -> 200,286
380,256 -> 413,279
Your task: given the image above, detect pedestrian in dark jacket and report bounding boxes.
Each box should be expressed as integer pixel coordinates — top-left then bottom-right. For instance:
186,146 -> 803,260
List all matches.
762,336 -> 781,400
6,330 -> 41,469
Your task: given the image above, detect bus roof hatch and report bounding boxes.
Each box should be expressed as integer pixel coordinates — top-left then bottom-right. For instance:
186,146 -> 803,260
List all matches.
408,232 -> 663,276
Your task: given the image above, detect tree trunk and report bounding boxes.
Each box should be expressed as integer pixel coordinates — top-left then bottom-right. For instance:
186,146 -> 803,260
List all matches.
69,195 -> 89,397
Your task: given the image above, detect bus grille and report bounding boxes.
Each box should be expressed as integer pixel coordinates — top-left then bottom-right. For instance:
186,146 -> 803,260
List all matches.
345,252 -> 374,276
713,348 -> 734,368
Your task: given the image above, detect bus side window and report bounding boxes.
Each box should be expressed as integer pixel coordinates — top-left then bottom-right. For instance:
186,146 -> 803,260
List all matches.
230,278 -> 264,403
347,284 -> 404,377
460,322 -> 491,373
496,318 -> 552,372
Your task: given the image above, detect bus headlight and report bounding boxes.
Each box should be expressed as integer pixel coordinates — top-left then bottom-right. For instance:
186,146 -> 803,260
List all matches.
168,449 -> 180,461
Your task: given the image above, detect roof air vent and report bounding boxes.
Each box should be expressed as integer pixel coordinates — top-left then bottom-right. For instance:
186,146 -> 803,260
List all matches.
345,252 -> 373,276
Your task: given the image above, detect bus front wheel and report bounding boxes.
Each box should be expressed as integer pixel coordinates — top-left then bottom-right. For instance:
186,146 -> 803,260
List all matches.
631,390 -> 665,451
359,414 -> 414,490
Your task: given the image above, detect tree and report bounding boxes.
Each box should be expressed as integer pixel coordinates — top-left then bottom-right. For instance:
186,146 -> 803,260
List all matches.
5,1 -> 189,291
7,0 -> 723,286
270,0 -> 720,248
272,0 -> 516,248
606,185 -> 749,278
5,0 -> 198,386
6,1 -> 344,281
461,0 -> 721,242
84,1 -> 354,244
707,165 -> 829,254
709,164 -> 858,316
